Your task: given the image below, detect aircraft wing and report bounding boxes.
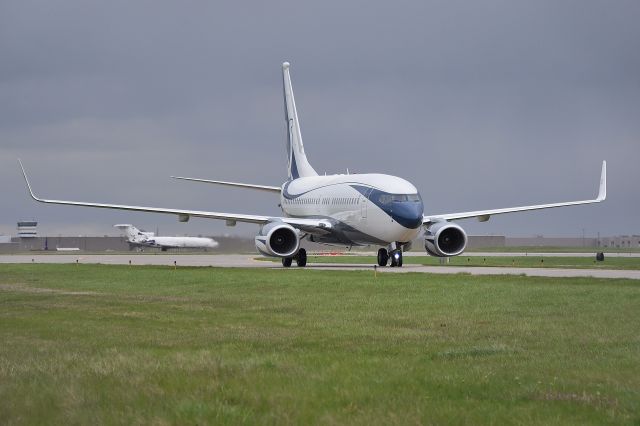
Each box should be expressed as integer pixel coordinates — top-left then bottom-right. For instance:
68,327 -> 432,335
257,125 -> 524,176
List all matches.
423,161 -> 606,225
19,160 -> 331,230
171,176 -> 281,193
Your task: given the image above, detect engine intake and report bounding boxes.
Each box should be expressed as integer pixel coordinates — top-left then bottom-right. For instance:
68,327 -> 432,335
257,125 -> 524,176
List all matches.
255,222 -> 300,257
424,222 -> 467,257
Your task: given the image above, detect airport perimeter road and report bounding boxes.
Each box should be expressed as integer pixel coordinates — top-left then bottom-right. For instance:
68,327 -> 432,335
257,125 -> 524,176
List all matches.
1,254 -> 639,279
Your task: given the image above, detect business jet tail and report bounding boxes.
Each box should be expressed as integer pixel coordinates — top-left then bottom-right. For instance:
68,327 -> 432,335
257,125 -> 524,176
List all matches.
282,62 -> 317,180
113,224 -> 150,241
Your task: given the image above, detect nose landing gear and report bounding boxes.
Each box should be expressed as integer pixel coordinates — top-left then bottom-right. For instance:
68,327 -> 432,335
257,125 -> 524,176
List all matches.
377,248 -> 389,266
377,247 -> 403,267
389,249 -> 403,267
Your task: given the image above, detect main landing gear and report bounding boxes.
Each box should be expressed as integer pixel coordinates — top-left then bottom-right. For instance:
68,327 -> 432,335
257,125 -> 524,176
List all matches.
377,247 -> 403,267
282,248 -> 307,268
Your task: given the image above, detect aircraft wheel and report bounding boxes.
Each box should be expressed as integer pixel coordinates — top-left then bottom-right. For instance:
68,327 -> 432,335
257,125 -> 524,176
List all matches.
296,248 -> 307,267
377,248 -> 388,266
390,250 -> 402,267
282,257 -> 293,267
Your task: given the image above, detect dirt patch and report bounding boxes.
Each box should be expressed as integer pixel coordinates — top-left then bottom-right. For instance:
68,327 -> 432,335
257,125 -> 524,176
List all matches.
0,283 -> 102,296
0,283 -> 193,303
538,391 -> 619,408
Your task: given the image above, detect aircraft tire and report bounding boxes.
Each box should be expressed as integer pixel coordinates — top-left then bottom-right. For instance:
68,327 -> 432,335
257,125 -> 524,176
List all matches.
282,257 -> 293,267
377,248 -> 388,266
296,248 -> 307,267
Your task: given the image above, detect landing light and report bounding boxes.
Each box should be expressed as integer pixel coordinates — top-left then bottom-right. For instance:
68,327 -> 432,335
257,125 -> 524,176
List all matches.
394,252 -> 400,259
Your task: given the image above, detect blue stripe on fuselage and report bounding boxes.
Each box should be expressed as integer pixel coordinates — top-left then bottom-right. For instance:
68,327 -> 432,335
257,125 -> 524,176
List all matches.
290,149 -> 300,179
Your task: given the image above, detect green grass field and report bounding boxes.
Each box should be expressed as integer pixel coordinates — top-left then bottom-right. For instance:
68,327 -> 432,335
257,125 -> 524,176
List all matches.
263,255 -> 640,270
1,264 -> 639,425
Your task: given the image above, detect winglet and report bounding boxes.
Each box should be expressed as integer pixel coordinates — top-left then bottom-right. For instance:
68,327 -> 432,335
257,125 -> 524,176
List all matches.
18,159 -> 42,202
597,160 -> 606,202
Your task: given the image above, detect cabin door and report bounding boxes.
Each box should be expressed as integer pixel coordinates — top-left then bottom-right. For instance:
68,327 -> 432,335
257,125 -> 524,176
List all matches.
360,188 -> 371,219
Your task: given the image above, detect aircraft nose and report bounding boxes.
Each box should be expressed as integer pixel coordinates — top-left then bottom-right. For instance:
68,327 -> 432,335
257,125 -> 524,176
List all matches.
391,200 -> 424,229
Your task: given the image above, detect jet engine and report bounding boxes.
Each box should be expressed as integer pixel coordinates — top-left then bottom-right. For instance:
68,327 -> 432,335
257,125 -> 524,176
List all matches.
424,221 -> 467,257
255,222 -> 300,257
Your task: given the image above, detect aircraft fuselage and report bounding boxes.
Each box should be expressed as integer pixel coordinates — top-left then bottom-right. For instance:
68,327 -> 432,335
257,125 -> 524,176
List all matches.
280,173 -> 424,246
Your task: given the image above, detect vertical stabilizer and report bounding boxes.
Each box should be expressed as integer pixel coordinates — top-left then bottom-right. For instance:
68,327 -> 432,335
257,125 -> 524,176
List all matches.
114,224 -> 138,241
114,224 -> 150,242
282,62 -> 317,180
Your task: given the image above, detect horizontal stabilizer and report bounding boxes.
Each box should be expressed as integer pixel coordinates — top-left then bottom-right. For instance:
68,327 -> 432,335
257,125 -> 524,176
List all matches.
171,176 -> 281,193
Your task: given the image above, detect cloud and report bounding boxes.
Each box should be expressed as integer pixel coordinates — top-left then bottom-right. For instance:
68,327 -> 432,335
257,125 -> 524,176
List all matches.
1,0 -> 638,238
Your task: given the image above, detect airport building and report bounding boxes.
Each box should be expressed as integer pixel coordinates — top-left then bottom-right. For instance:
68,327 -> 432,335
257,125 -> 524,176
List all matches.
599,235 -> 640,249
0,235 -> 249,254
17,220 -> 38,238
0,218 -> 637,253
1,232 -> 637,254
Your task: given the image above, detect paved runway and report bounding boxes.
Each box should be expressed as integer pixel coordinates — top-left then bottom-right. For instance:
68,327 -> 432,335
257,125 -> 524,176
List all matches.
1,254 -> 639,279
441,252 -> 640,258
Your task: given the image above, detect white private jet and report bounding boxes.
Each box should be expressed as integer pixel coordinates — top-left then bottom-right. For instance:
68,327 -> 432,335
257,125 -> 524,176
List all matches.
19,62 -> 606,268
114,224 -> 218,251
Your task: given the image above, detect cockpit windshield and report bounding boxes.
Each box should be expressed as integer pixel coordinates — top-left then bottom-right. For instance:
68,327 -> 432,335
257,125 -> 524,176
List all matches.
377,193 -> 422,205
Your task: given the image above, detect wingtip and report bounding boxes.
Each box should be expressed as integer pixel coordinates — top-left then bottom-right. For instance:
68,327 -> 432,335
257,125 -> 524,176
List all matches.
17,159 -> 40,201
17,158 -> 26,175
597,160 -> 607,201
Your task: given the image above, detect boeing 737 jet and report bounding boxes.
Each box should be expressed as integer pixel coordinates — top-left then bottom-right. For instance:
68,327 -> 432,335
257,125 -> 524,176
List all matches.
19,62 -> 606,267
114,224 -> 218,251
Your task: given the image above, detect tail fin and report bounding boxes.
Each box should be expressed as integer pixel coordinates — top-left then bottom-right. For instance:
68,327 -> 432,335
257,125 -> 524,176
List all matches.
282,62 -> 317,180
114,224 -> 149,242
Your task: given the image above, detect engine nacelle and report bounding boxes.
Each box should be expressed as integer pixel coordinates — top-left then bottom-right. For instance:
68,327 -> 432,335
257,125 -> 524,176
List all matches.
255,222 -> 300,258
424,221 -> 467,257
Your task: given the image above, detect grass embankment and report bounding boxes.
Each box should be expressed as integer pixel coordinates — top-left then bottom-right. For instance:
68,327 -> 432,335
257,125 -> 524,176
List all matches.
1,264 -> 639,424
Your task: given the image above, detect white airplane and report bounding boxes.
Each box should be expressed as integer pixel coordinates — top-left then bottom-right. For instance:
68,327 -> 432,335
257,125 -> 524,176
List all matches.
114,224 -> 218,251
19,62 -> 606,268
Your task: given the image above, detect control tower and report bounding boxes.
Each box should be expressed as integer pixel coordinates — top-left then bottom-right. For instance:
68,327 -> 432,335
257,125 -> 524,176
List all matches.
17,220 -> 38,238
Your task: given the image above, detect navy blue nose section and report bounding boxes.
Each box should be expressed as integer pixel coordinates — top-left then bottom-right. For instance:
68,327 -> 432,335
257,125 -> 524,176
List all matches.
390,200 -> 424,229
350,186 -> 425,229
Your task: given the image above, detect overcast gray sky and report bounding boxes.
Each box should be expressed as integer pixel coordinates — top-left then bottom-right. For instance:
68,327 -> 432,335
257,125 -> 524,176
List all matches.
1,0 -> 638,239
